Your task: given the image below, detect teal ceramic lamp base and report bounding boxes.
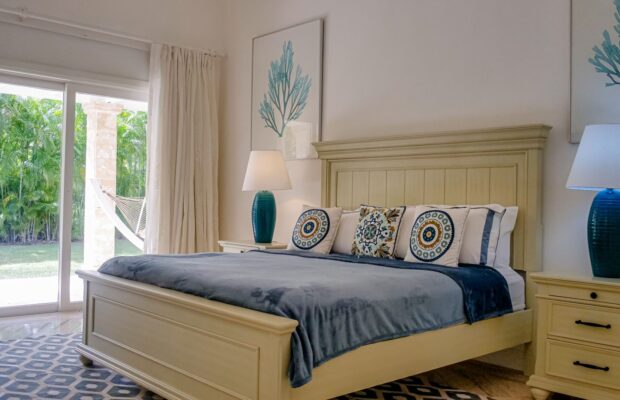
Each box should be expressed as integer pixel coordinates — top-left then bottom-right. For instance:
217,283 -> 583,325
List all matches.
588,189 -> 620,278
252,190 -> 276,244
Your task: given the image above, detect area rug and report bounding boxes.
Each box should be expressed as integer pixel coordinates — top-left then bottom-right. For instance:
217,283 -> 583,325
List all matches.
0,333 -> 489,399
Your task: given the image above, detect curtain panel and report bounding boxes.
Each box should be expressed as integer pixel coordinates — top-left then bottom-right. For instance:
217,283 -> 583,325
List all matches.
146,44 -> 220,254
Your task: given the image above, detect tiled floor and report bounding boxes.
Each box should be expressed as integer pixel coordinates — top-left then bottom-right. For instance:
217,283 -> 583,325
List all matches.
0,312 -> 580,400
0,311 -> 82,341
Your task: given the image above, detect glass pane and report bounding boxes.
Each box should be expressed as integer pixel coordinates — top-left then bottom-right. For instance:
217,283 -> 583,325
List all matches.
0,82 -> 63,307
70,93 -> 147,302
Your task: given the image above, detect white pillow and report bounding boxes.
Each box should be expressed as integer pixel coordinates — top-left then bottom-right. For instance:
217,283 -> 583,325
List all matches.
331,210 -> 360,254
394,205 -> 417,259
494,206 -> 518,268
288,205 -> 343,253
459,205 -> 506,266
405,206 -> 470,267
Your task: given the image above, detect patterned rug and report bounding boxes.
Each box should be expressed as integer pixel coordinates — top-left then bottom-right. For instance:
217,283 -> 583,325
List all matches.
0,333 -> 490,399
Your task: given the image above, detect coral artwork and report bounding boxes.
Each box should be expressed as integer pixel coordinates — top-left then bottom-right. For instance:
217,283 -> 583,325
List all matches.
589,0 -> 620,86
258,41 -> 312,137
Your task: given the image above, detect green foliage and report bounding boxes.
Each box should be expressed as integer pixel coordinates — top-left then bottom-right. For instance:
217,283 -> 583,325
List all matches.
0,93 -> 147,244
589,0 -> 620,86
258,40 -> 312,137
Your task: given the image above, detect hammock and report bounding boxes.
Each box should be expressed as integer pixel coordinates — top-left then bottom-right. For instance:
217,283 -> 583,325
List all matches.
89,179 -> 145,250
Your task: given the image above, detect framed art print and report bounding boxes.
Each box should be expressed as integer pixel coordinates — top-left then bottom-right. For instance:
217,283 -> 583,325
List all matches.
571,0 -> 620,143
251,19 -> 323,159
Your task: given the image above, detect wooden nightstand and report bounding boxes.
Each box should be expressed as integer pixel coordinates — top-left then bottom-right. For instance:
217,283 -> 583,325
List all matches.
218,240 -> 287,253
527,273 -> 620,400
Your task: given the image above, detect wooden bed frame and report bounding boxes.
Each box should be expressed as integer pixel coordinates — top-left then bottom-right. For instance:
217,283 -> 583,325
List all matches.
77,124 -> 550,400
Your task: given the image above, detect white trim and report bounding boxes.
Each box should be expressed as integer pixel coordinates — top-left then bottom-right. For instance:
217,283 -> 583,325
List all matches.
58,84 -> 76,311
0,57 -> 149,92
0,303 -> 58,318
0,72 -> 64,91
71,82 -> 148,103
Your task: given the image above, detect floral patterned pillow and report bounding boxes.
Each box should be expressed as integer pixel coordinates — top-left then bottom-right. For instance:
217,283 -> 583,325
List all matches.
352,205 -> 406,258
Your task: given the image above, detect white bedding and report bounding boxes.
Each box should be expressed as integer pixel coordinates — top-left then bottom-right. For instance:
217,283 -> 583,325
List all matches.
495,266 -> 525,311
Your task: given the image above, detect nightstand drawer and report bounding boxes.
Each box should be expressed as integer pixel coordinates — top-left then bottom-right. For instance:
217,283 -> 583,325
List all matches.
549,302 -> 620,348
548,284 -> 620,306
546,340 -> 620,391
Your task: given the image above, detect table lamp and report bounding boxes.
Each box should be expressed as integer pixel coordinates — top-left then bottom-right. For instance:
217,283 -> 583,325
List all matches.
567,124 -> 620,278
242,150 -> 292,243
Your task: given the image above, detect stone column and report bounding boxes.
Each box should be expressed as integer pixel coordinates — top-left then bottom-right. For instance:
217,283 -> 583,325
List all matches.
83,101 -> 123,268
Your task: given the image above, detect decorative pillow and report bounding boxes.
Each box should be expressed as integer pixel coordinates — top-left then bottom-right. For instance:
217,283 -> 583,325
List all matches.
494,206 -> 518,268
394,205 -> 417,259
352,205 -> 405,258
288,205 -> 343,253
332,210 -> 360,254
404,206 -> 470,267
459,205 -> 506,266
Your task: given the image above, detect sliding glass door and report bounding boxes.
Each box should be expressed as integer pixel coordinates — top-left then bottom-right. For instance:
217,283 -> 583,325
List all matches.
0,77 -> 147,316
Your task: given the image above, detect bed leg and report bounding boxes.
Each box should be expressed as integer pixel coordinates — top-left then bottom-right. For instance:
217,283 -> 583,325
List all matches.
80,354 -> 94,367
529,387 -> 551,400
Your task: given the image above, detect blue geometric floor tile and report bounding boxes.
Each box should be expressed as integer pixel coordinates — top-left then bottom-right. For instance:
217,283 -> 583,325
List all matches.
14,370 -> 48,381
44,374 -> 77,386
3,379 -> 40,393
0,393 -> 33,400
74,380 -> 107,392
36,386 -> 72,399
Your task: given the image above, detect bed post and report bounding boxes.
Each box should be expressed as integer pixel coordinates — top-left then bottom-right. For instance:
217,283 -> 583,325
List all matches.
523,132 -> 547,376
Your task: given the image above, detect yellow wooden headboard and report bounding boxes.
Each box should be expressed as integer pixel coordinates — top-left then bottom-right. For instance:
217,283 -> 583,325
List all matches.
313,124 -> 550,273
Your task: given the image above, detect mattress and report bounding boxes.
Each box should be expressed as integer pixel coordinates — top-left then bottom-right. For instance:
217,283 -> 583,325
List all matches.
495,266 -> 525,311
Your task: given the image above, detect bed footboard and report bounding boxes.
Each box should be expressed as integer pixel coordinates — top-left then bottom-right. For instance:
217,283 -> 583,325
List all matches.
76,270 -> 298,400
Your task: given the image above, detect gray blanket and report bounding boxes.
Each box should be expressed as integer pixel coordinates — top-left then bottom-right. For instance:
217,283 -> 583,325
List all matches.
98,250 -> 510,387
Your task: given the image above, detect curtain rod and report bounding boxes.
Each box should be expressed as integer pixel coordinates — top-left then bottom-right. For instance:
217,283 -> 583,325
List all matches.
0,6 -> 224,58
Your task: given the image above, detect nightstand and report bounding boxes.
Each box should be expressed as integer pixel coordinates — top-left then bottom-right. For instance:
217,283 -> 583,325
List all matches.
527,273 -> 620,400
218,240 -> 287,253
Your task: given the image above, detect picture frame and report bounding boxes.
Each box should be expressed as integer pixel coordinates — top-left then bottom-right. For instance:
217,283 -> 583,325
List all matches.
571,0 -> 620,143
251,19 -> 323,159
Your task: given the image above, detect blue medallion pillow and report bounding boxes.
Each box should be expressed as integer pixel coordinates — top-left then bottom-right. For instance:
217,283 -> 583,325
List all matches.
288,205 -> 343,253
404,206 -> 470,267
352,205 -> 406,258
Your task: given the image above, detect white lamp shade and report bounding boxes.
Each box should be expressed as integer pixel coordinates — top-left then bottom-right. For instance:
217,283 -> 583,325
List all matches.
242,150 -> 292,191
567,125 -> 620,191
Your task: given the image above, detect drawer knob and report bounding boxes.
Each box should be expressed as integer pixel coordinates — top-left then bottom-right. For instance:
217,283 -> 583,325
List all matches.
573,360 -> 610,372
590,292 -> 598,299
575,320 -> 612,329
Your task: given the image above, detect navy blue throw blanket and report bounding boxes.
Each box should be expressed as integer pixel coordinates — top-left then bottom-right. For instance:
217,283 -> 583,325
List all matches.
259,250 -> 513,323
98,250 -> 513,387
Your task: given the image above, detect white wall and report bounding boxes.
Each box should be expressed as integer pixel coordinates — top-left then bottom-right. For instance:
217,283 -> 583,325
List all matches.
221,0 -> 593,277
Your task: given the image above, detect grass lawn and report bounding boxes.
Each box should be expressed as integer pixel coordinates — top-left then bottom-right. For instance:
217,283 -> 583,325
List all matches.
0,239 -> 141,279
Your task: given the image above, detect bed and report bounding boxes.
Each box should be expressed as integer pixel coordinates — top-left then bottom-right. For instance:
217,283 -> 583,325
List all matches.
76,124 -> 550,400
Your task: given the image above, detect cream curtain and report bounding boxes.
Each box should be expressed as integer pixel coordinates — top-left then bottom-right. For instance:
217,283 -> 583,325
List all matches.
145,44 -> 220,254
